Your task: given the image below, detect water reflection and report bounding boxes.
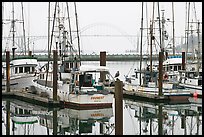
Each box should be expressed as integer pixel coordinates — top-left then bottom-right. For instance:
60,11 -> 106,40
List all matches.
2,97 -> 202,135
124,97 -> 202,135
2,99 -> 114,135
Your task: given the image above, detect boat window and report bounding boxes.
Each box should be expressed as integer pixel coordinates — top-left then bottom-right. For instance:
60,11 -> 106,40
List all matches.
19,67 -> 23,73
198,79 -> 202,86
25,67 -> 30,73
15,108 -> 18,114
24,109 -> 29,114
166,66 -> 169,71
170,66 -> 173,71
174,66 -> 177,71
19,108 -> 23,114
15,67 -> 18,74
70,62 -> 73,68
32,67 -> 35,72
188,72 -> 194,78
178,65 -> 181,70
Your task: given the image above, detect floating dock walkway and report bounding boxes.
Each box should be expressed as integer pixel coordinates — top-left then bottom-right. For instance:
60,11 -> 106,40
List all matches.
2,90 -> 62,108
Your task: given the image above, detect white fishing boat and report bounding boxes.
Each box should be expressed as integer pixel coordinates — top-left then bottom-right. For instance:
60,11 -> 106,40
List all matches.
2,3 -> 38,91
33,64 -> 114,109
2,56 -> 38,90
179,66 -> 202,98
32,3 -> 114,109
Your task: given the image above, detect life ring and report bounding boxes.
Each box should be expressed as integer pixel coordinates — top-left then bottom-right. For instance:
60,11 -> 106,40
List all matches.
163,73 -> 168,80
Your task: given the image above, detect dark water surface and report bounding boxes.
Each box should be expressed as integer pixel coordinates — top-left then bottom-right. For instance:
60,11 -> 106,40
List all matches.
2,96 -> 202,135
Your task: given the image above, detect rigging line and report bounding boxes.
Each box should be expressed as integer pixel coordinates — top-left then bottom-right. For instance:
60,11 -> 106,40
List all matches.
66,2 -> 73,45
157,2 -> 162,52
145,2 -> 149,54
186,2 -> 190,59
193,2 -> 198,22
21,2 -> 27,55
74,2 -> 81,65
139,2 -> 144,86
45,2 -> 57,87
172,2 -> 175,56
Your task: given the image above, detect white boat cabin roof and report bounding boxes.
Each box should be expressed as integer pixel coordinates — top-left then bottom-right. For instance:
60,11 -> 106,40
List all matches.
163,57 -> 182,65
79,65 -> 110,72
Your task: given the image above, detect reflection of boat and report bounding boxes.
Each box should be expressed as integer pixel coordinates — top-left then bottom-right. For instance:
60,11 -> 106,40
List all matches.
124,98 -> 202,135
37,107 -> 114,135
11,115 -> 38,125
188,96 -> 202,113
2,100 -> 40,135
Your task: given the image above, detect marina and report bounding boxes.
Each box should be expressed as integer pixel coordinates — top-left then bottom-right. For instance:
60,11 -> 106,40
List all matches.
2,2 -> 202,135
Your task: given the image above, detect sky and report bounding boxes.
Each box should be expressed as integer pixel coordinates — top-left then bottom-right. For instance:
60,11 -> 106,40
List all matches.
2,2 -> 202,54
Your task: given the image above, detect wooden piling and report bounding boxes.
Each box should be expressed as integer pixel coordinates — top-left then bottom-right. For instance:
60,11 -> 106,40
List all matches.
158,104 -> 163,135
6,50 -> 10,93
6,100 -> 10,135
53,50 -> 58,102
182,52 -> 185,70
28,51 -> 32,57
53,110 -> 58,135
115,79 -> 123,135
158,52 -> 163,96
100,51 -> 106,82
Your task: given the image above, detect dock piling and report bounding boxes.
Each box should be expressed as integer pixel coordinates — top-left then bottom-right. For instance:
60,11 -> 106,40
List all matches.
100,51 -> 106,82
53,50 -> 58,102
115,79 -> 123,135
158,52 -> 163,96
6,50 -> 10,93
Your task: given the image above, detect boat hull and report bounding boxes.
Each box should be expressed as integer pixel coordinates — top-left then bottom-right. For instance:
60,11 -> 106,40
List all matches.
2,75 -> 36,91
32,81 -> 114,109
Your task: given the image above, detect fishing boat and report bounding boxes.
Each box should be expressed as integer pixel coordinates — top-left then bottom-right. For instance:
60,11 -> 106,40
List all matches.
32,2 -> 114,109
123,8 -> 191,102
33,64 -> 114,109
2,2 -> 38,91
2,56 -> 38,90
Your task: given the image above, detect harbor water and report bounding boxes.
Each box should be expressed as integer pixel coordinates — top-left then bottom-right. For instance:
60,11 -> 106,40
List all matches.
2,61 -> 202,135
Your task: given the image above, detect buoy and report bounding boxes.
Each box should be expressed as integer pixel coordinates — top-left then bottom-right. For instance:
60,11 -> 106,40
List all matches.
193,91 -> 198,98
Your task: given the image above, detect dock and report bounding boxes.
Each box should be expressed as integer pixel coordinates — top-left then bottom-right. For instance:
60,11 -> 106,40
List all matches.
2,90 -> 62,108
109,87 -> 191,104
2,53 -> 195,62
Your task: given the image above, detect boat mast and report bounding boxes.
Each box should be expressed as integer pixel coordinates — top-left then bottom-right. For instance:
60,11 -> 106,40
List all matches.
66,2 -> 74,60
74,2 -> 81,65
11,2 -> 17,59
150,2 -> 155,81
21,2 -> 27,55
139,2 -> 144,86
172,2 -> 175,56
196,21 -> 201,76
45,2 -> 57,87
66,2 -> 73,45
2,2 -> 4,41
